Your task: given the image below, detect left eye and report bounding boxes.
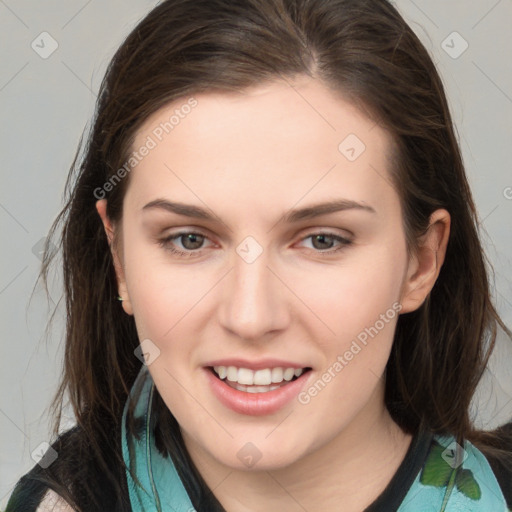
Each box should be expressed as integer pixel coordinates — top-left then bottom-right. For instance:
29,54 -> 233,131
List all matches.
299,233 -> 352,252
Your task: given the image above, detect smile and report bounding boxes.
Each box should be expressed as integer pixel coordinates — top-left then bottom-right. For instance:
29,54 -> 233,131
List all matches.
212,365 -> 309,393
205,366 -> 313,415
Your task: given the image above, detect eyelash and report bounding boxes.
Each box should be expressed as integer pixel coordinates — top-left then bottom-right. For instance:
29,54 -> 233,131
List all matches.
157,230 -> 352,258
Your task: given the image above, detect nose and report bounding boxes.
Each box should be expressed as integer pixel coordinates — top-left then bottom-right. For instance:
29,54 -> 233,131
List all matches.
218,248 -> 290,341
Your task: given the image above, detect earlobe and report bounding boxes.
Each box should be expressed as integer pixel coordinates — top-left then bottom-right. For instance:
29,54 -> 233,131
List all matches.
399,209 -> 451,314
95,199 -> 134,316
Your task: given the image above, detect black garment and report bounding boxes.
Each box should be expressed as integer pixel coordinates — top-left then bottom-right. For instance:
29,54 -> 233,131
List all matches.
6,423 -> 512,511
5,425 -> 131,512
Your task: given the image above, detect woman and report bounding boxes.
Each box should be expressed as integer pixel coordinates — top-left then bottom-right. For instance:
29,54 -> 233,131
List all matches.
6,0 -> 512,511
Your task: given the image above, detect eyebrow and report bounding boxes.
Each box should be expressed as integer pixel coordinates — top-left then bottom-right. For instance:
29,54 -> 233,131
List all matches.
142,198 -> 376,223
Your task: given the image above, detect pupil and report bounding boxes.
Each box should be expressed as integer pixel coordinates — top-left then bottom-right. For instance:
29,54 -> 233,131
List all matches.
314,234 -> 332,249
183,234 -> 203,250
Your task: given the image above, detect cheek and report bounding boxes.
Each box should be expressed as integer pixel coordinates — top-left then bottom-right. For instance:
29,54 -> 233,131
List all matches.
297,244 -> 406,343
122,233 -> 203,337
296,254 -> 404,435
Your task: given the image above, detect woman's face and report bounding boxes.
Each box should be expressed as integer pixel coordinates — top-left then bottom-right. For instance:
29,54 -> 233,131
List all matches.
99,76 -> 441,471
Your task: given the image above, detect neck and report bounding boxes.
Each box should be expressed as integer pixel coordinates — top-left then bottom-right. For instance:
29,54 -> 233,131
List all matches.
182,383 -> 412,512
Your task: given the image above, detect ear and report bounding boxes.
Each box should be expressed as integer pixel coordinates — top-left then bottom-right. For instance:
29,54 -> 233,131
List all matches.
399,209 -> 451,314
95,199 -> 133,316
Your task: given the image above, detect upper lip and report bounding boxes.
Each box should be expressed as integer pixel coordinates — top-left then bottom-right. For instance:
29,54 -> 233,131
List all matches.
204,358 -> 311,371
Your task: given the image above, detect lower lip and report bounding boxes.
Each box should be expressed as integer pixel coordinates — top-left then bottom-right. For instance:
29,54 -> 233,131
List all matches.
204,367 -> 312,416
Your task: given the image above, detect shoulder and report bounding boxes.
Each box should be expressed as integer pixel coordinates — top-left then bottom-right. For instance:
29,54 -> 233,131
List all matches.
427,429 -> 511,510
462,436 -> 511,506
5,427 -> 81,512
36,489 -> 74,512
476,422 -> 512,510
5,425 -> 131,512
397,426 -> 512,511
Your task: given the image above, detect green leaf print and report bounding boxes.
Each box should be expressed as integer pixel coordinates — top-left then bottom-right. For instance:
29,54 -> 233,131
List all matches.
420,439 -> 481,509
455,468 -> 481,500
420,441 -> 452,487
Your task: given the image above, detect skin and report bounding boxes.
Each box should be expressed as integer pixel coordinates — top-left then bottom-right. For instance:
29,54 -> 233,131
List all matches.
97,76 -> 450,512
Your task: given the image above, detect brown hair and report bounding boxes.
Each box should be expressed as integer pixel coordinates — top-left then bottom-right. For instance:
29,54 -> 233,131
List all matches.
33,0 -> 512,509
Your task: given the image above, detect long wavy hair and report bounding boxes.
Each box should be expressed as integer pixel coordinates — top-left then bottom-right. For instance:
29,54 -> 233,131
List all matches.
31,0 -> 512,509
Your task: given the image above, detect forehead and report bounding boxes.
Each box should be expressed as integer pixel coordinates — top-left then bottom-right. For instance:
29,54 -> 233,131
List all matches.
126,77 -> 399,221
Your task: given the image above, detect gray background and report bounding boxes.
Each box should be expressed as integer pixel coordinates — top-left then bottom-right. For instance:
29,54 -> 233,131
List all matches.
1,0 -> 511,507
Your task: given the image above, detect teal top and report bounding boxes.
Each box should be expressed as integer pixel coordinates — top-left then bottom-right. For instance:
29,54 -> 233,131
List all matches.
122,365 -> 511,512
122,364 -> 195,512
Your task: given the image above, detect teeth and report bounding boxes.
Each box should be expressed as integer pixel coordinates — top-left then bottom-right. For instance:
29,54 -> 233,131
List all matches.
213,365 -> 306,385
230,382 -> 282,393
254,368 -> 272,385
271,367 -> 283,383
283,368 -> 295,381
226,366 -> 238,381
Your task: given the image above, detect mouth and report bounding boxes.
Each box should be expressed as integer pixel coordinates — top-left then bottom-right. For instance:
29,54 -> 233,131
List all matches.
207,365 -> 313,393
204,364 -> 314,416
